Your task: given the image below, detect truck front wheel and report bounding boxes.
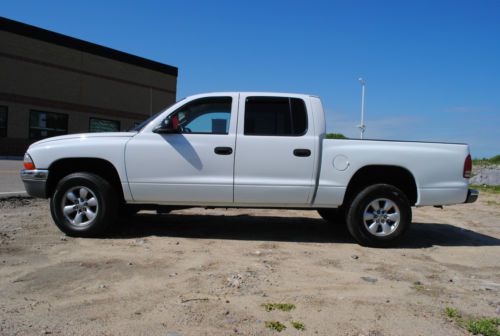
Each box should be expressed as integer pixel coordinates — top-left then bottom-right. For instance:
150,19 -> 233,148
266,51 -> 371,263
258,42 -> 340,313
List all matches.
346,184 -> 411,247
50,172 -> 117,237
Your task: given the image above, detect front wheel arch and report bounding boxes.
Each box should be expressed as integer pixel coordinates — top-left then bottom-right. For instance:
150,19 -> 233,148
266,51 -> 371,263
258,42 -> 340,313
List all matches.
46,158 -> 124,201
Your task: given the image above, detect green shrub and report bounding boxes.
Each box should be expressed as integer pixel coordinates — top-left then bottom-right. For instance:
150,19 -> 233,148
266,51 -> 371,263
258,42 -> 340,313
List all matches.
325,133 -> 348,139
262,303 -> 296,312
265,321 -> 287,332
291,320 -> 305,331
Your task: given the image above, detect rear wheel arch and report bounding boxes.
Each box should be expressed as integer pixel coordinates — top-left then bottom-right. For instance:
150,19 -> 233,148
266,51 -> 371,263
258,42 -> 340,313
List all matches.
343,165 -> 418,207
46,158 -> 124,202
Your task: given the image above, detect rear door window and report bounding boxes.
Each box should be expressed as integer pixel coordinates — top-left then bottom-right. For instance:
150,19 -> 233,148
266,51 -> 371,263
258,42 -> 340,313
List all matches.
244,97 -> 307,136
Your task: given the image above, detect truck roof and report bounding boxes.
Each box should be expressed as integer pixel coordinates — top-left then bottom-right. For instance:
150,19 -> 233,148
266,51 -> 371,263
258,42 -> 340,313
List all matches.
187,92 -> 318,99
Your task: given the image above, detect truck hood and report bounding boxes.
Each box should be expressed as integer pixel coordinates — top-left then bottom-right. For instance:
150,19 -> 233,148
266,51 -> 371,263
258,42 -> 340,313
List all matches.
30,132 -> 137,147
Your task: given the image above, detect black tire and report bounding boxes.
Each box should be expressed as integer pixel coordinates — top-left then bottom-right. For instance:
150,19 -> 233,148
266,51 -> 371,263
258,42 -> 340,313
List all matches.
346,184 -> 412,247
50,172 -> 118,237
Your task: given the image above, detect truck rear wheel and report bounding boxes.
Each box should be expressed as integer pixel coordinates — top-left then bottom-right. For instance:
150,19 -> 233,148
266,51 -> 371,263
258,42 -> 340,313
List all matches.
346,184 -> 411,247
50,172 -> 117,237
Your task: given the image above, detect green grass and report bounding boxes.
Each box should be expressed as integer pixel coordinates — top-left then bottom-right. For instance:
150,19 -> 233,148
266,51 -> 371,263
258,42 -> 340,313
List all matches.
470,184 -> 500,194
265,321 -> 287,332
291,320 -> 305,331
473,155 -> 500,166
262,303 -> 296,312
444,307 -> 500,336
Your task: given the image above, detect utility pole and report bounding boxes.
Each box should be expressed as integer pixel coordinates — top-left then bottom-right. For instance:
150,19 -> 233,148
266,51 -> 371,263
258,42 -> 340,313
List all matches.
357,78 -> 366,139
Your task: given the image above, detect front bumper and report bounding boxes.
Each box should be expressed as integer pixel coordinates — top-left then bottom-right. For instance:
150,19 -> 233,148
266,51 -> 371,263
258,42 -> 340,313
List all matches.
464,188 -> 479,203
20,169 -> 49,198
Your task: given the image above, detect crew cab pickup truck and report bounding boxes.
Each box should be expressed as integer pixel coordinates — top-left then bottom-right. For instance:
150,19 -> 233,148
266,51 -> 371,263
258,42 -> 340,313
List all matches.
21,92 -> 478,246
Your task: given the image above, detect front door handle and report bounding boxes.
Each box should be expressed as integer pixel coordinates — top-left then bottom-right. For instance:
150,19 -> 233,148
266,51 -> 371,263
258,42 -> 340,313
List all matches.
293,149 -> 311,157
214,147 -> 233,155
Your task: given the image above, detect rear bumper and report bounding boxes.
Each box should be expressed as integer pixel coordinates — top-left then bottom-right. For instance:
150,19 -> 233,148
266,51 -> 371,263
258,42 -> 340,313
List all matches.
464,189 -> 479,203
20,169 -> 48,198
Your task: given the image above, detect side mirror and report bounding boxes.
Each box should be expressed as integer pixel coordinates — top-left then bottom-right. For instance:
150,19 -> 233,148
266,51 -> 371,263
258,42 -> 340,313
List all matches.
153,115 -> 180,134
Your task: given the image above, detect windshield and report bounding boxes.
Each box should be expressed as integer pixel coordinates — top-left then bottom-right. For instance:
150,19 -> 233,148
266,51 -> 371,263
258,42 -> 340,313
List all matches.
129,98 -> 185,132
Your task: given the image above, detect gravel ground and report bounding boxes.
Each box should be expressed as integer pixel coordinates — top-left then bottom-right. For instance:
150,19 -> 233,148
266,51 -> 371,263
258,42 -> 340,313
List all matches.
0,195 -> 499,336
471,165 -> 500,186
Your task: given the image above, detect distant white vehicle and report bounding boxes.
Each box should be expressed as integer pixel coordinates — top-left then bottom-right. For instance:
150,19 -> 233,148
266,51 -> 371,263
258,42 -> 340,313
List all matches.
21,92 -> 478,246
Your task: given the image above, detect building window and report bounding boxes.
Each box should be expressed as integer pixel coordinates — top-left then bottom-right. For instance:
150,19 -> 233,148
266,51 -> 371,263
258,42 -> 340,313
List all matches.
0,106 -> 7,137
244,97 -> 308,136
29,110 -> 68,140
89,118 -> 121,132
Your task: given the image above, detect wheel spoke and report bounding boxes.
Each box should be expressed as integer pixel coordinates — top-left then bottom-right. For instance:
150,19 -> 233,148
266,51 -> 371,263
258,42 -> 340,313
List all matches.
381,222 -> 392,234
369,200 -> 380,211
74,212 -> 84,225
367,222 -> 379,234
63,205 -> 76,215
387,212 -> 400,223
84,209 -> 96,220
66,191 -> 77,203
382,200 -> 392,211
79,188 -> 88,200
363,212 -> 375,221
87,197 -> 97,207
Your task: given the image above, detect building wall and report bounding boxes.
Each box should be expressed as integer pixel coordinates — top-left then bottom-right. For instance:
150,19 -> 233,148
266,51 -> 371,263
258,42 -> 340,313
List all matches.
0,29 -> 177,156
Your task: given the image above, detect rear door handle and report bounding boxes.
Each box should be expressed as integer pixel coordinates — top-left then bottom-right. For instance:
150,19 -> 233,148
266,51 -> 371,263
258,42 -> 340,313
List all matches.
293,149 -> 311,157
214,147 -> 233,155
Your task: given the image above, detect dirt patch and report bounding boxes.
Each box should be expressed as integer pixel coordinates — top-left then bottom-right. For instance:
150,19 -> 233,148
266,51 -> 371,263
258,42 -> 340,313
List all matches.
0,196 -> 499,335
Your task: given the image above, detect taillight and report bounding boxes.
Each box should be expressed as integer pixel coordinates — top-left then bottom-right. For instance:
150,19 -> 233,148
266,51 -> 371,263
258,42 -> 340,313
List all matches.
23,153 -> 36,170
463,154 -> 472,178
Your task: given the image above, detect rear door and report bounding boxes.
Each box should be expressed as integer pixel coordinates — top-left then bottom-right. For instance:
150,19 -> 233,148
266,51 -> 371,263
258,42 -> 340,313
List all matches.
234,94 -> 317,206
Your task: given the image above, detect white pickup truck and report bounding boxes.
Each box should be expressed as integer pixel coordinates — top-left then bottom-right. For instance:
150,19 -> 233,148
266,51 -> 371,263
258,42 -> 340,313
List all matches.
21,92 -> 478,246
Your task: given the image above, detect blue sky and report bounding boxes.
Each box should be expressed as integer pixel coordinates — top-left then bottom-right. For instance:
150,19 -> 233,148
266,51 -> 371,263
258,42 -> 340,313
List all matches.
2,0 -> 499,157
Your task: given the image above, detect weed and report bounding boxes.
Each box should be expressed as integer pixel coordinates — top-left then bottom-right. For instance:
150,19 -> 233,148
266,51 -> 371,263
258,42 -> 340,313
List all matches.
412,282 -> 425,291
444,307 -> 500,336
265,321 -> 287,332
291,320 -> 305,331
444,307 -> 460,319
262,303 -> 296,312
464,318 -> 500,336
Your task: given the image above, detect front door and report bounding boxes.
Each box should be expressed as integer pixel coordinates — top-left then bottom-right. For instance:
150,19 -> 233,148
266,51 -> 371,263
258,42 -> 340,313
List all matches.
125,94 -> 238,205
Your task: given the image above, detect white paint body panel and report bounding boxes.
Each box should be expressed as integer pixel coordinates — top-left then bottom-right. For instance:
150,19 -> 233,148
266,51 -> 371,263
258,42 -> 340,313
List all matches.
233,93 -> 317,206
125,93 -> 239,204
315,139 -> 469,207
25,92 -> 471,208
26,132 -> 135,201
